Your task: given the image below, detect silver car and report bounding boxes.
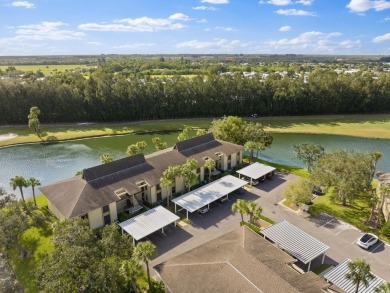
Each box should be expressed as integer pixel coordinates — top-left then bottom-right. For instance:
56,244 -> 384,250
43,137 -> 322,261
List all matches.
357,233 -> 379,249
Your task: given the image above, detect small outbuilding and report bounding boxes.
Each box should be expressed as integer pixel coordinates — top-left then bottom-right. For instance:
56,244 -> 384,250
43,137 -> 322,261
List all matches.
262,220 -> 329,271
119,206 -> 179,245
172,175 -> 247,219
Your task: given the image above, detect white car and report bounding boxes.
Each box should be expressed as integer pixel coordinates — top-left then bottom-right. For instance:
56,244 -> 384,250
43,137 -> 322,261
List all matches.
243,176 -> 259,186
357,233 -> 379,249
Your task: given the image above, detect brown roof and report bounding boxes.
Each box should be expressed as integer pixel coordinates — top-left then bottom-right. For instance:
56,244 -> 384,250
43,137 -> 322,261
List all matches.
39,176 -> 119,218
40,134 -> 244,219
155,226 -> 329,293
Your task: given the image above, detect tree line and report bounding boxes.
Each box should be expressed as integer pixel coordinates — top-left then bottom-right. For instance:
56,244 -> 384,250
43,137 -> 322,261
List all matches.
1,68 -> 390,125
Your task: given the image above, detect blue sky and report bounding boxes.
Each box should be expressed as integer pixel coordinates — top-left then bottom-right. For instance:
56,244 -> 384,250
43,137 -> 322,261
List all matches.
0,0 -> 389,55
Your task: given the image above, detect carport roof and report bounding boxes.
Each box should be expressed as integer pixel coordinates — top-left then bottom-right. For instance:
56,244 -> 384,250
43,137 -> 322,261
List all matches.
236,162 -> 276,179
172,175 -> 247,213
119,206 -> 179,241
262,220 -> 329,264
324,259 -> 385,293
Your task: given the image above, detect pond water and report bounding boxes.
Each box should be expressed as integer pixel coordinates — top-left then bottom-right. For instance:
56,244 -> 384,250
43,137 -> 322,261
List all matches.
1,132 -> 389,197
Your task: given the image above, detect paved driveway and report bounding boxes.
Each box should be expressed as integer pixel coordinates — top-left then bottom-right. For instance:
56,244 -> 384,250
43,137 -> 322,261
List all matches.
150,172 -> 390,281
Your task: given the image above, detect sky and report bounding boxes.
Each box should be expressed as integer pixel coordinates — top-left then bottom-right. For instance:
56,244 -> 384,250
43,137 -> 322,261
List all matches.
0,0 -> 389,55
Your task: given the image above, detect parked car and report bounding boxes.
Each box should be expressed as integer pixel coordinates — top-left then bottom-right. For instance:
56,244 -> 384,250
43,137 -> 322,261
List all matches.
242,176 -> 259,186
258,175 -> 266,182
218,196 -> 228,203
233,188 -> 245,195
357,233 -> 379,249
196,206 -> 209,214
312,186 -> 325,195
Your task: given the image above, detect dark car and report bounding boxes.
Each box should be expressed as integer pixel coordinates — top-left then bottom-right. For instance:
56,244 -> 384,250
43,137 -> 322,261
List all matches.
312,186 -> 324,195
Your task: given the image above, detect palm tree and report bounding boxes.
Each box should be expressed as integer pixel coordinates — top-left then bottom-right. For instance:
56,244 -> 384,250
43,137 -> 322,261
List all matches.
10,176 -> 28,204
231,199 -> 248,223
204,159 -> 216,183
372,151 -> 382,178
27,177 -> 40,207
127,144 -> 140,156
120,258 -> 143,292
160,176 -> 173,206
246,201 -> 263,224
136,141 -> 147,153
134,241 -> 157,290
100,153 -> 113,164
244,141 -> 257,164
346,258 -> 374,293
375,282 -> 390,293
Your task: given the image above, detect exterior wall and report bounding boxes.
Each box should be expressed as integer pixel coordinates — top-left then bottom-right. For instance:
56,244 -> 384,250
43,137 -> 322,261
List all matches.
47,200 -> 66,221
116,198 -> 128,213
222,155 -> 228,170
150,185 -> 157,204
109,202 -> 118,222
88,208 -> 104,230
175,177 -> 184,194
200,166 -> 205,182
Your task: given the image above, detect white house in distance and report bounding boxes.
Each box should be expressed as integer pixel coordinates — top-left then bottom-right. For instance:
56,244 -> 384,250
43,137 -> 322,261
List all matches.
40,133 -> 244,229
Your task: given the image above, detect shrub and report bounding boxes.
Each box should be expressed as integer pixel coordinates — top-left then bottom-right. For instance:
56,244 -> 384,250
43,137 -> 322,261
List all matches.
382,221 -> 390,237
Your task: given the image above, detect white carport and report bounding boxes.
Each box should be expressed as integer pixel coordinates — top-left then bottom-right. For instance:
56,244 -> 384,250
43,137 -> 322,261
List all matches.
236,162 -> 275,185
172,175 -> 247,220
262,220 -> 329,271
324,259 -> 385,293
119,206 -> 179,245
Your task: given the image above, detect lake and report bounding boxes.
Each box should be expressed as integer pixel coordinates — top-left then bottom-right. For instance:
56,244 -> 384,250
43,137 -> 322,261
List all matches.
1,132 -> 389,197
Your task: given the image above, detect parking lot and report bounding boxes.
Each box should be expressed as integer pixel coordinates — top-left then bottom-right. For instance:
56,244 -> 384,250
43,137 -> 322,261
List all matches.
149,172 -> 390,281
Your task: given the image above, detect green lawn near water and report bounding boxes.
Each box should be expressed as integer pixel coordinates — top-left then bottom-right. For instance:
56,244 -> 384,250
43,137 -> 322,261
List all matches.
2,114 -> 390,148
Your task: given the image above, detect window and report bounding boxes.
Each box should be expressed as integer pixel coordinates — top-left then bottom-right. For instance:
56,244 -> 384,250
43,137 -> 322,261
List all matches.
196,167 -> 200,174
81,214 -> 88,220
157,191 -> 162,202
156,184 -> 161,190
228,155 -> 231,160
102,205 -> 109,213
171,186 -> 176,194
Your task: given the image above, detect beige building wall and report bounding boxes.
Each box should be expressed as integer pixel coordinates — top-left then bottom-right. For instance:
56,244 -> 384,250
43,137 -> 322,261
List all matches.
47,200 -> 66,221
150,185 -> 157,204
109,202 -> 118,222
88,208 -> 104,230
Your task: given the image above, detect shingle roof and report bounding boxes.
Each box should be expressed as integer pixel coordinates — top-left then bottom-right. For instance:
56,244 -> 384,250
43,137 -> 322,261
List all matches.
40,133 -> 243,219
155,226 -> 329,293
39,176 -> 119,218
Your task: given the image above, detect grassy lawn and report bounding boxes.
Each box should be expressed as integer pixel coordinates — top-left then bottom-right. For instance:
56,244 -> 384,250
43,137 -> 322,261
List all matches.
312,263 -> 332,275
0,64 -> 90,76
260,114 -> 390,139
2,114 -> 390,148
0,119 -> 212,147
309,188 -> 390,242
282,199 -> 300,211
5,195 -> 56,293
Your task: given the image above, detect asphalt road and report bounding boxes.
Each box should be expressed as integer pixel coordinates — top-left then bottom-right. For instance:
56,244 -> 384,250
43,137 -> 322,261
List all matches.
150,172 -> 390,281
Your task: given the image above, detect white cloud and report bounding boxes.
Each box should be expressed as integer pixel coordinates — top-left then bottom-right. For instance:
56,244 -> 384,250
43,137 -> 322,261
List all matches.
372,32 -> 390,42
296,0 -> 313,5
0,21 -> 84,48
264,31 -> 361,53
169,13 -> 191,21
113,43 -> 156,49
197,18 -> 208,23
279,25 -> 292,31
79,16 -> 186,32
215,26 -> 237,31
11,1 -> 34,8
176,39 -> 242,50
384,16 -> 390,20
259,0 -> 313,5
86,41 -> 101,45
193,6 -> 217,10
275,8 -> 316,15
259,0 -> 293,5
201,0 -> 229,4
347,0 -> 390,13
